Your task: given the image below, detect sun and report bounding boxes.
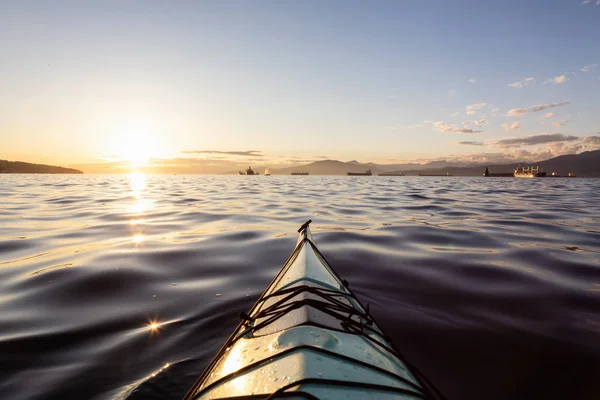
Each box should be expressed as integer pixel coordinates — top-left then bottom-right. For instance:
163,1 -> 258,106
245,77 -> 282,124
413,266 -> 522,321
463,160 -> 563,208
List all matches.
109,121 -> 166,167
119,133 -> 161,166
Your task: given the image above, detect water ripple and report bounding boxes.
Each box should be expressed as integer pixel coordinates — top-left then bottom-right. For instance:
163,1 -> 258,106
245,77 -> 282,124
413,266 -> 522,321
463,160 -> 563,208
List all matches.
0,174 -> 599,400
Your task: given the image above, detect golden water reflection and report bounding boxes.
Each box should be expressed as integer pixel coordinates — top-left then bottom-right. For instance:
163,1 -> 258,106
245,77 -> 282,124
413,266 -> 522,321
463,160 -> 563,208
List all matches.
128,171 -> 149,245
128,171 -> 146,198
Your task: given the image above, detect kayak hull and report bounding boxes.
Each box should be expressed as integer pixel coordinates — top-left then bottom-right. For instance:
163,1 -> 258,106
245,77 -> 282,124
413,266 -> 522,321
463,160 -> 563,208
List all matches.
185,222 -> 439,399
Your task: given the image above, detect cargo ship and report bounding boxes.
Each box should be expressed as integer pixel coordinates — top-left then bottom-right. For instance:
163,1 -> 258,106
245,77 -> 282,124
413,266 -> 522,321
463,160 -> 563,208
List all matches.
347,169 -> 372,176
513,166 -> 546,178
418,172 -> 452,176
291,170 -> 309,175
483,167 -> 513,177
378,172 -> 405,176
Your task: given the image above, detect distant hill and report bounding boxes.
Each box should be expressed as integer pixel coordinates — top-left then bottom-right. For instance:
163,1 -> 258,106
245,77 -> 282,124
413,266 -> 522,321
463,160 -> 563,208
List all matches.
271,160 -> 385,175
262,150 -> 600,177
0,159 -> 83,174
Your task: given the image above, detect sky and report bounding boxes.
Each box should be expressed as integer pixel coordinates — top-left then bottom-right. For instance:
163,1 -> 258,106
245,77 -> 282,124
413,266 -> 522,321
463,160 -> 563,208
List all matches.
1,0 -> 599,172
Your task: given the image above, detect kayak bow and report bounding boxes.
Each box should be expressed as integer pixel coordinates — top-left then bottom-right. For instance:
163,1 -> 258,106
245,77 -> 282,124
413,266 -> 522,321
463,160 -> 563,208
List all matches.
185,221 -> 444,399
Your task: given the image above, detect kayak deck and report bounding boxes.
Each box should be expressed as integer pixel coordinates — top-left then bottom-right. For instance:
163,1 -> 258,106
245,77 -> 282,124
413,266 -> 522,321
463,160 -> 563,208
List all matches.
185,221 -> 441,399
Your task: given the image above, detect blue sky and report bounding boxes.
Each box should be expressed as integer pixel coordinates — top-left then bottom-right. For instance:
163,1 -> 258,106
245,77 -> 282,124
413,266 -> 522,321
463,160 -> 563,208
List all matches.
0,0 -> 599,169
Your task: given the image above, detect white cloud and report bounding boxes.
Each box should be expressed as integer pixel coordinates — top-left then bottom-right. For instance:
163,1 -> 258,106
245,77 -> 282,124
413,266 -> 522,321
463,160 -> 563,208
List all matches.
437,135 -> 600,165
508,77 -> 534,88
544,75 -> 568,84
462,119 -> 489,126
580,64 -> 598,72
542,112 -> 555,119
468,78 -> 476,84
501,121 -> 521,132
582,0 -> 591,4
507,108 -> 528,117
506,102 -> 568,118
552,120 -> 568,127
465,102 -> 487,116
424,120 -> 483,134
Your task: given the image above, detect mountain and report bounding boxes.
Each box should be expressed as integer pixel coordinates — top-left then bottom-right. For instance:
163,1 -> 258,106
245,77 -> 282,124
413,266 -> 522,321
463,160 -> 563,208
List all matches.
271,160 -> 384,175
266,150 -> 600,177
0,159 -> 83,174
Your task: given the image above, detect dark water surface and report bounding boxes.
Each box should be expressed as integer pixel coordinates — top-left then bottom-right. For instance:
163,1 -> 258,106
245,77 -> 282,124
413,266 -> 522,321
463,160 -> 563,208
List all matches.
1,174 -> 599,400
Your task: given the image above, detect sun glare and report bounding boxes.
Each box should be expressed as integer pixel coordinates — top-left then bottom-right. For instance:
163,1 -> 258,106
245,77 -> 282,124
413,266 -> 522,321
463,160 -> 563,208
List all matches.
128,171 -> 146,193
110,122 -> 166,167
121,134 -> 161,166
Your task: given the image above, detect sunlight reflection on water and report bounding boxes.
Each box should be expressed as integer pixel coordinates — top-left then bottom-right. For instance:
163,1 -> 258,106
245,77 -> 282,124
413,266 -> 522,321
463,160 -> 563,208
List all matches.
0,175 -> 599,400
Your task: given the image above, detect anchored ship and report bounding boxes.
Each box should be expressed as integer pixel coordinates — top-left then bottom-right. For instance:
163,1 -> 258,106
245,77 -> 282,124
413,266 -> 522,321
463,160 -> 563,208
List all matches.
378,172 -> 405,176
347,169 -> 372,176
514,166 -> 546,178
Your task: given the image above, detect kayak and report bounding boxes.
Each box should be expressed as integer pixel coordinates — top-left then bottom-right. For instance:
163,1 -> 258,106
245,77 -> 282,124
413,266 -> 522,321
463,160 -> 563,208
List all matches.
184,220 -> 444,399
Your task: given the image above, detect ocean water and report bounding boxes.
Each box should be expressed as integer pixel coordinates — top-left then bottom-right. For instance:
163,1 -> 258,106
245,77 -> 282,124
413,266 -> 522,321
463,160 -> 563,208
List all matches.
1,174 -> 599,400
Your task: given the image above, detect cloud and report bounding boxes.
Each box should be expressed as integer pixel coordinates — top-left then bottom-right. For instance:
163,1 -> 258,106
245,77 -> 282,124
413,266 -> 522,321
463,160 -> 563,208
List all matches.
450,128 -> 483,134
468,78 -> 476,84
580,64 -> 598,72
451,112 -> 460,117
530,102 -> 569,112
507,108 -> 528,117
544,75 -> 568,84
501,121 -> 521,132
583,135 -> 600,145
583,133 -> 600,146
99,154 -> 122,161
465,102 -> 487,116
507,102 -> 568,117
542,112 -> 555,119
181,150 -> 264,157
494,133 -> 580,148
582,0 -> 590,3
462,119 -> 489,126
508,77 -> 534,88
458,141 -> 485,146
425,120 -> 483,134
552,120 -> 568,127
427,135 -> 600,166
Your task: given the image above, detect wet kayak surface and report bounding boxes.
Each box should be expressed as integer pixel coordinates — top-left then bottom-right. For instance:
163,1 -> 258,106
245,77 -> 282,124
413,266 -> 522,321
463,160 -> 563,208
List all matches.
0,174 -> 599,399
